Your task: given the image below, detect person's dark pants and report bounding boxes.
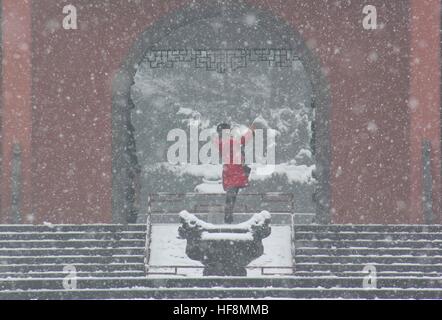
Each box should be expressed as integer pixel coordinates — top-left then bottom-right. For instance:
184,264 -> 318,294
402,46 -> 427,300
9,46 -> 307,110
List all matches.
225,187 -> 239,224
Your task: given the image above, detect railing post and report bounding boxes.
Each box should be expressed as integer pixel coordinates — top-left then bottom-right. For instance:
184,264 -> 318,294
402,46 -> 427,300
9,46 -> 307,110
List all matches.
290,193 -> 296,274
290,213 -> 297,274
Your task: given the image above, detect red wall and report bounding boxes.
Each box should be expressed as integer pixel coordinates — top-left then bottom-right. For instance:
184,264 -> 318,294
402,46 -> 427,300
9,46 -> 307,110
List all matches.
1,0 -> 441,224
258,1 -> 415,223
409,0 -> 442,224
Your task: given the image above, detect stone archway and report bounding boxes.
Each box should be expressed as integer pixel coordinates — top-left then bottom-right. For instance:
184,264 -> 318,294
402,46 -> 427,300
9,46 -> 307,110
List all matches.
112,1 -> 331,224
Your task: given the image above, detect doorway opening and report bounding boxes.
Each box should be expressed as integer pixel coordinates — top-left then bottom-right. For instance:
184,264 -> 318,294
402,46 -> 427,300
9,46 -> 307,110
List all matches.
112,2 -> 331,224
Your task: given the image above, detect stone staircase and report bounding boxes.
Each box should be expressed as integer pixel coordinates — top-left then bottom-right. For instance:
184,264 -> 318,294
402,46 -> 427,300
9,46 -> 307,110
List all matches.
293,225 -> 442,277
0,224 -> 146,281
291,224 -> 442,299
0,224 -> 441,299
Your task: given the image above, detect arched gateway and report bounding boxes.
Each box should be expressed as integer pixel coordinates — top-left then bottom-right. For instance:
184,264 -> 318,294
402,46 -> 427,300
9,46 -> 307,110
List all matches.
111,1 -> 332,224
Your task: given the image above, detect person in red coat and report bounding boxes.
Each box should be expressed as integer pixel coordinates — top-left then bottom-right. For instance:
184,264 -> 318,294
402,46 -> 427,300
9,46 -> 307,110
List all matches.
215,122 -> 255,223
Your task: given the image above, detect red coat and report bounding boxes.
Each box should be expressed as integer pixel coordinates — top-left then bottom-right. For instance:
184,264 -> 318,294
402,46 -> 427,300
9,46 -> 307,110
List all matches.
215,130 -> 253,191
222,163 -> 249,190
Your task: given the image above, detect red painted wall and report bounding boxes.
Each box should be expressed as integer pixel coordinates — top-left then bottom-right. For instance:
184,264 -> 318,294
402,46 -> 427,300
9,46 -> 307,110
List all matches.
1,0 -> 441,224
409,0 -> 442,224
29,0 -> 188,224
255,1 -> 415,223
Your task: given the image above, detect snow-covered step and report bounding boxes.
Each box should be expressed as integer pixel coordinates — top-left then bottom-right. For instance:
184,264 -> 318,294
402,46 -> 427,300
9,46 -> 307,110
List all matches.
0,248 -> 144,256
294,225 -> 442,233
295,263 -> 442,273
0,263 -> 145,274
294,239 -> 442,248
0,232 -> 145,241
292,271 -> 442,278
295,255 -> 442,264
0,255 -> 144,265
294,232 -> 442,241
1,287 -> 442,300
0,239 -> 145,248
295,248 -> 442,256
0,271 -> 146,279
0,276 -> 441,291
0,224 -> 145,232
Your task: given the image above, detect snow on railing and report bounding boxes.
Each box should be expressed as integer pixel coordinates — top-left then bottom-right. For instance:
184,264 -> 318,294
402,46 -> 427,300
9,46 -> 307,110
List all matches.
147,192 -> 295,214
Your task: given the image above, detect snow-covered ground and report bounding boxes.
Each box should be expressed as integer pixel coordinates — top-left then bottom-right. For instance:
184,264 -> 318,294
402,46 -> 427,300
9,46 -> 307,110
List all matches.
148,224 -> 293,277
151,163 -> 315,185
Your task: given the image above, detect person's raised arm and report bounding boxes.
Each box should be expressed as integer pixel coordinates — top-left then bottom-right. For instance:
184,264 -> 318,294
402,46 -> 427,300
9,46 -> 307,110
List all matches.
242,124 -> 255,144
